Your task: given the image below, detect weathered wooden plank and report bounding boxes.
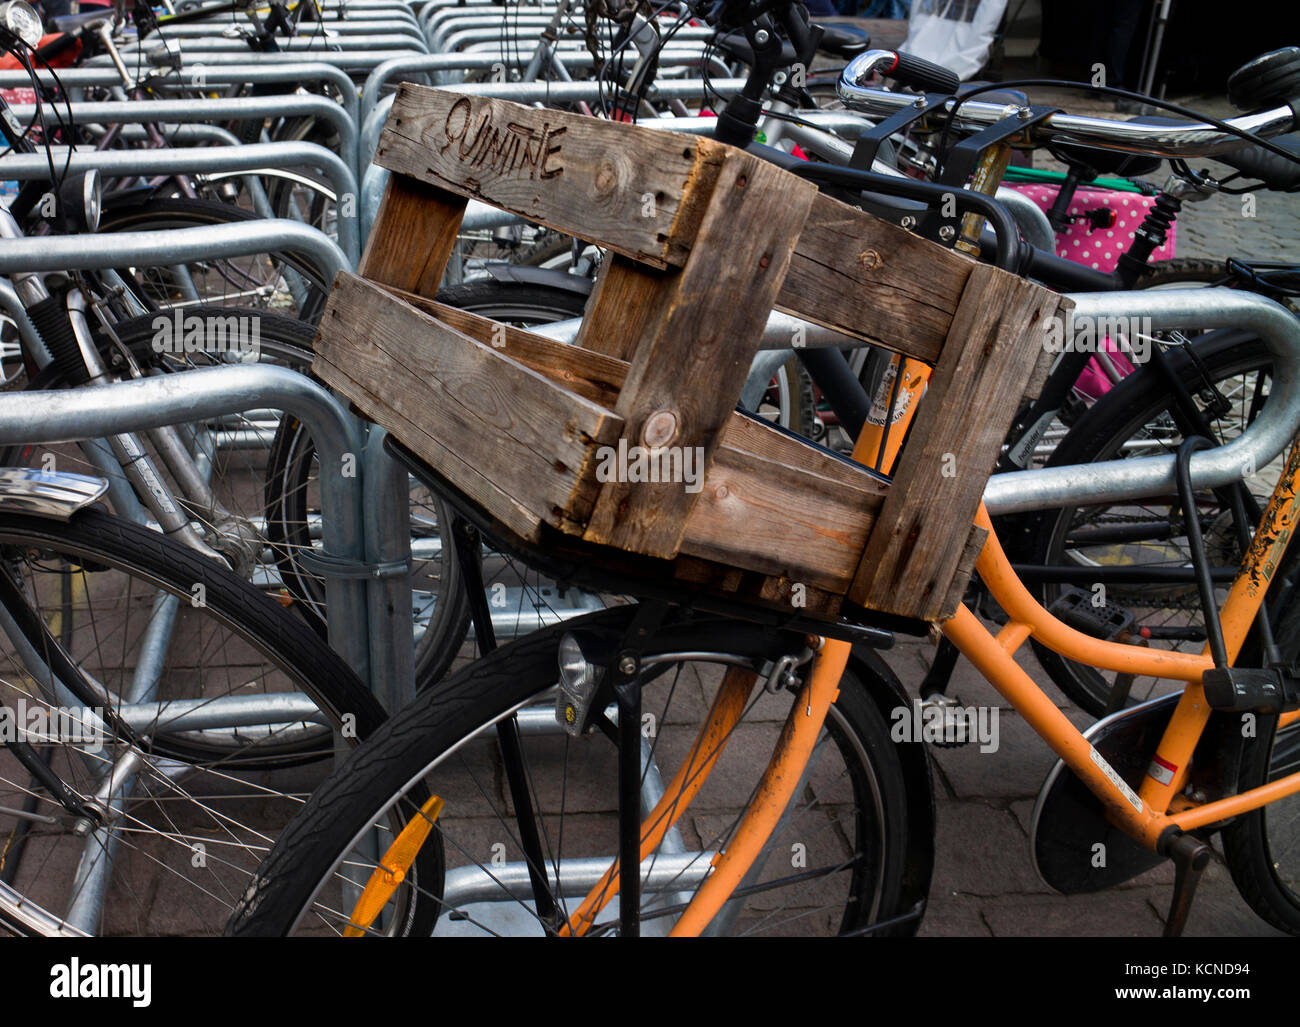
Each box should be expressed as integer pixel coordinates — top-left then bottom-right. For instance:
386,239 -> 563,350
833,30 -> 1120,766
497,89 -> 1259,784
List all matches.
374,283 -> 888,505
314,273 -> 625,532
719,413 -> 890,495
581,149 -> 818,559
375,86 -> 727,268
316,359 -> 544,542
669,556 -> 843,619
681,439 -> 885,594
849,264 -> 1064,620
573,255 -> 667,360
358,173 -> 467,297
777,192 -> 974,362
375,283 -> 625,407
937,525 -> 988,619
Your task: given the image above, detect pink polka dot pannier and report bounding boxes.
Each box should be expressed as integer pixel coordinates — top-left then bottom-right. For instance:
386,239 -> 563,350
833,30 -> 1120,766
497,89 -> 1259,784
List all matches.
1005,182 -> 1177,273
1006,182 -> 1176,400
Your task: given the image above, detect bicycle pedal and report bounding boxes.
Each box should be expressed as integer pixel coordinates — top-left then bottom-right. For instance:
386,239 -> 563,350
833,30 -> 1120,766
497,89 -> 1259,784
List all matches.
1048,587 -> 1135,641
918,694 -> 974,749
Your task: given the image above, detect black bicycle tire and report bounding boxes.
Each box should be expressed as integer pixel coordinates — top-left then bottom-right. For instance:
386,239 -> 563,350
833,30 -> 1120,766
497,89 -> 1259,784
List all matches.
1017,330 -> 1270,715
96,196 -> 332,323
1221,538 -> 1300,935
224,606 -> 918,938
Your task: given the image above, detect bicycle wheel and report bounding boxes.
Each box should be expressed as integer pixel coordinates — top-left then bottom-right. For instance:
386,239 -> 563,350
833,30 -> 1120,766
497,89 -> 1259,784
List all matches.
5,308 -> 320,621
261,114 -> 343,247
264,414 -> 469,686
96,196 -> 332,322
1016,330 -> 1277,715
1140,257 -> 1234,289
267,279 -> 589,686
0,505 -> 387,936
224,606 -> 926,937
1221,536 -> 1300,936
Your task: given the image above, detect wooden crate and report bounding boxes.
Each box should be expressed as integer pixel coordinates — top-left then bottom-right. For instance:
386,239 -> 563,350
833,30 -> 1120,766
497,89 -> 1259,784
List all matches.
313,85 -> 1068,622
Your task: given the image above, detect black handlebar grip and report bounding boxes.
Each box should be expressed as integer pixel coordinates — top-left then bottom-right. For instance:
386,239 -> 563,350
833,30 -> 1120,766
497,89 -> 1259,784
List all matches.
886,50 -> 960,96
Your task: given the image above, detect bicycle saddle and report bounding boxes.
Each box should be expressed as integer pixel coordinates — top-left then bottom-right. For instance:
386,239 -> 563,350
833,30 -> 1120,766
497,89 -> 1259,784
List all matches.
817,24 -> 872,60
1216,132 -> 1300,191
715,24 -> 871,67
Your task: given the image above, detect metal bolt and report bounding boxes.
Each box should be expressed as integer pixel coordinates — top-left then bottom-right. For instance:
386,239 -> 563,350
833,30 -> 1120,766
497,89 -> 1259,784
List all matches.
754,29 -> 769,45
900,215 -> 917,230
1018,106 -> 1033,120
938,225 -> 956,242
618,655 -> 637,675
913,96 -> 926,109
772,71 -> 787,86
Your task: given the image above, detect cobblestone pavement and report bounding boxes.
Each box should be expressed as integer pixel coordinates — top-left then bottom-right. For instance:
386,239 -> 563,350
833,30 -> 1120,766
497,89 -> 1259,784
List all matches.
1030,90 -> 1299,265
896,632 -> 1288,938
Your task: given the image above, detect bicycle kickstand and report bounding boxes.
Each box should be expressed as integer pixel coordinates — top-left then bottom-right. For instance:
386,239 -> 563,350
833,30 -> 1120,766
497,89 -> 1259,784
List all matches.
1161,832 -> 1213,938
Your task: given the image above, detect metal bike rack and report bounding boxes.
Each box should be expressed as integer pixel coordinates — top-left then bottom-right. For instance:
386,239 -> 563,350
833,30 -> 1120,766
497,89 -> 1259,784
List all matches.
984,290 -> 1300,514
114,32 -> 428,53
88,48 -> 421,72
9,94 -> 362,185
447,23 -> 713,54
159,19 -> 426,41
0,141 -> 360,263
359,48 -> 725,123
0,362 -> 402,933
0,63 -> 364,128
0,219 -> 348,284
432,17 -> 569,52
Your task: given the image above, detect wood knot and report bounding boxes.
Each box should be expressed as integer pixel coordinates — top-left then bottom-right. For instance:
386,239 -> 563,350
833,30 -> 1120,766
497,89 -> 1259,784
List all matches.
642,409 -> 679,448
858,250 -> 882,271
594,160 -> 618,193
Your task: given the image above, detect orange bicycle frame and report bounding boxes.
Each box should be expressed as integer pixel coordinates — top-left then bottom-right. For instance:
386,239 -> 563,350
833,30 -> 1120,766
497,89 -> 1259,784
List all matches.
580,410 -> 1300,936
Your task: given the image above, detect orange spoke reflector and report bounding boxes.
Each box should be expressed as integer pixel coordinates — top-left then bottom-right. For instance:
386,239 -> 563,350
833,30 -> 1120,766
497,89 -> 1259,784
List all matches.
343,794 -> 444,938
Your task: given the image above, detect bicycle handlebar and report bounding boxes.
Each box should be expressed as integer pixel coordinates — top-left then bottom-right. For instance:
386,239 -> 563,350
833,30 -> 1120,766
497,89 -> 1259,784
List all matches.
838,50 -> 1297,159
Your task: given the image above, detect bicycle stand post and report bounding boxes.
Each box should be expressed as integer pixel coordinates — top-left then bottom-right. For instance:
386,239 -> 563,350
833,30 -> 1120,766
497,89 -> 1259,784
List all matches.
451,515 -> 560,933
1161,832 -> 1212,938
363,427 -> 415,712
